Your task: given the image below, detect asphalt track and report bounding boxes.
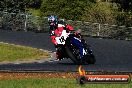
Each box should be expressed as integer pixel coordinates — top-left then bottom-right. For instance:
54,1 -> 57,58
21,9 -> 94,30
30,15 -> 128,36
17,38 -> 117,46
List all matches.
0,30 -> 132,72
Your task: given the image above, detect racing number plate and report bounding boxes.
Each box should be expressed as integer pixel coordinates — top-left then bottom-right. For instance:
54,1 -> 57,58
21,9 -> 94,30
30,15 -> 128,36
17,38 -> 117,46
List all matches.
55,30 -> 70,44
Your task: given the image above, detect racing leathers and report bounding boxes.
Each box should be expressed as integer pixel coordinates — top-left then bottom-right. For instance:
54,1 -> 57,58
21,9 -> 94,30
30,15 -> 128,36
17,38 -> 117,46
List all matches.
50,23 -> 74,60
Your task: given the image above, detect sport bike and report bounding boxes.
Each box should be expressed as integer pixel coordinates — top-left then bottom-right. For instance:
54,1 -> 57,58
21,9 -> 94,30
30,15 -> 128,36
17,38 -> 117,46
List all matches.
55,29 -> 96,64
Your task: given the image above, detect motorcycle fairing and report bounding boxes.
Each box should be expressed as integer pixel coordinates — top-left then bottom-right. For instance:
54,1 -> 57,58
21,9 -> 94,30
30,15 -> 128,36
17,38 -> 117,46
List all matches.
70,36 -> 87,58
55,30 -> 70,45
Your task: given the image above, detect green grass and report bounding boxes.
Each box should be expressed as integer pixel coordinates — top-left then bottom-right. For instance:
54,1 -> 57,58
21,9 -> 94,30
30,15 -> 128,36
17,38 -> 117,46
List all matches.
0,78 -> 131,88
0,43 -> 50,62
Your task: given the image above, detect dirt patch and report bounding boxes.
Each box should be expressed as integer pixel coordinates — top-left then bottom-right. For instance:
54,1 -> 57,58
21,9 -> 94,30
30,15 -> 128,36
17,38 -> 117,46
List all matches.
0,72 -> 79,80
0,72 -> 131,80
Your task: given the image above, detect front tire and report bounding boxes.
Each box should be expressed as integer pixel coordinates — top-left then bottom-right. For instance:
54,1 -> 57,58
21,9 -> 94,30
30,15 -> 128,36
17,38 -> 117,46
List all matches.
85,54 -> 96,64
83,44 -> 96,64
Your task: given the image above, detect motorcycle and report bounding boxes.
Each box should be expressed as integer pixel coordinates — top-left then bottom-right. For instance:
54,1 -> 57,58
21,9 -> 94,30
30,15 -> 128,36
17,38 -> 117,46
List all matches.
55,29 -> 96,64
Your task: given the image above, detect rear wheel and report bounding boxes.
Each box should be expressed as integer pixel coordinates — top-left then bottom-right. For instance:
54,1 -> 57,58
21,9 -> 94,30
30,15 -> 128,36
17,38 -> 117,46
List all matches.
65,46 -> 82,64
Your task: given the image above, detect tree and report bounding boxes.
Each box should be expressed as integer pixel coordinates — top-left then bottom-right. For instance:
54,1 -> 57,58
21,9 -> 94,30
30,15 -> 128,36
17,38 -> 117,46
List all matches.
81,2 -> 118,24
0,0 -> 32,12
27,0 -> 42,8
40,0 -> 92,20
110,0 -> 132,11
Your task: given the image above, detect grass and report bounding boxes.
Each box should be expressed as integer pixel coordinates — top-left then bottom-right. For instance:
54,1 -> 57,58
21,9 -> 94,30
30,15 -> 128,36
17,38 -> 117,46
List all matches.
0,43 -> 50,62
0,78 -> 131,88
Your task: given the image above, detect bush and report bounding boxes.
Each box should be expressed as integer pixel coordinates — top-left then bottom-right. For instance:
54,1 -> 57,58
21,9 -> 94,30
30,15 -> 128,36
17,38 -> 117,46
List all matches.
40,0 -> 92,20
81,2 -> 118,24
116,12 -> 132,27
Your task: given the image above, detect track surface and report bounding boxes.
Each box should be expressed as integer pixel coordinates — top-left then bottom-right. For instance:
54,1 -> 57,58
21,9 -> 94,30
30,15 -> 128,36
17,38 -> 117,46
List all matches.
0,30 -> 132,72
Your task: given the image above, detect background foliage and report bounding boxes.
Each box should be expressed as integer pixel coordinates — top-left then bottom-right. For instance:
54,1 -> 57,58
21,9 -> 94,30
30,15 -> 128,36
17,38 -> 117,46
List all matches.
0,0 -> 132,26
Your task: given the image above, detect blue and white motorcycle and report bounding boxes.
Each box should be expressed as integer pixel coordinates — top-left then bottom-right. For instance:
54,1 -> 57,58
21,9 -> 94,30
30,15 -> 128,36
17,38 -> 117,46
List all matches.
55,29 -> 96,64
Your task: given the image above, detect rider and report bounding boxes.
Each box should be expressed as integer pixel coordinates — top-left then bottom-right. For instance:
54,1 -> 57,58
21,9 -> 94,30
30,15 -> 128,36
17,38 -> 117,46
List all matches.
48,15 -> 83,60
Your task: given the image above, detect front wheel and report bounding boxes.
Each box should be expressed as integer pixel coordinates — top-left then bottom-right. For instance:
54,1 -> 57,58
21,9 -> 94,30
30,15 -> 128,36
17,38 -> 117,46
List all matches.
84,54 -> 96,64
83,43 -> 96,64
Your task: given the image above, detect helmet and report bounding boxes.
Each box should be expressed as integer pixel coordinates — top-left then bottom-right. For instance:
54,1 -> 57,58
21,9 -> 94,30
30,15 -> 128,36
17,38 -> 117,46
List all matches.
48,15 -> 58,26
